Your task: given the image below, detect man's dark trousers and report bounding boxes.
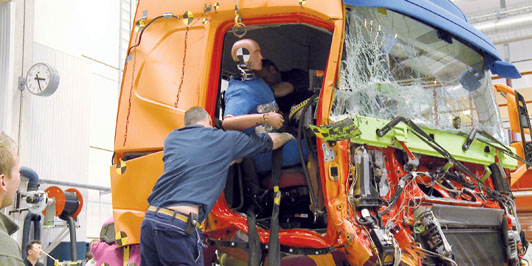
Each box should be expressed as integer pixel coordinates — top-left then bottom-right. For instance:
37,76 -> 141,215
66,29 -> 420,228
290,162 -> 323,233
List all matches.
140,210 -> 204,266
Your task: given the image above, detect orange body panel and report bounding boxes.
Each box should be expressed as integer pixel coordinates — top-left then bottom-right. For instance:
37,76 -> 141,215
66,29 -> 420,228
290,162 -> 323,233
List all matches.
111,152 -> 164,245
495,83 -> 532,241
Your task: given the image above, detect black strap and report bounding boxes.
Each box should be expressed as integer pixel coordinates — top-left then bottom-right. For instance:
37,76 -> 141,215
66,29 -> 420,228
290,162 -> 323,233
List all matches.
247,205 -> 261,266
268,148 -> 283,266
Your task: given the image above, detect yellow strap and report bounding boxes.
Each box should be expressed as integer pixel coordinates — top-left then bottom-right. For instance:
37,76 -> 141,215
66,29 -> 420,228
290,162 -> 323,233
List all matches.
273,186 -> 281,205
308,253 -> 335,265
123,246 -> 130,266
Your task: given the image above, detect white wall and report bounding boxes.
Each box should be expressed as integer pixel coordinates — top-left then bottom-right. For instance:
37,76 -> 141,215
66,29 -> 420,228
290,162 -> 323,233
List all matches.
1,0 -> 134,246
29,0 -> 129,241
0,2 -> 15,133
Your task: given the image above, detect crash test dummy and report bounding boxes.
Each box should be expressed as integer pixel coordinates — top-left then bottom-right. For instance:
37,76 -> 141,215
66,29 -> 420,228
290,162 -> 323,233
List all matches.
222,39 -> 324,211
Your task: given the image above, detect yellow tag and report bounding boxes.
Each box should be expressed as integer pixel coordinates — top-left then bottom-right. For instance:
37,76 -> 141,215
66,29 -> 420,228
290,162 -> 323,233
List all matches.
183,11 -> 193,26
116,160 -> 127,175
115,231 -> 128,246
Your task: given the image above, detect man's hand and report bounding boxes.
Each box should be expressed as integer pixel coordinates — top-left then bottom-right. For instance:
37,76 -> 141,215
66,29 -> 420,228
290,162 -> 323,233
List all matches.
264,112 -> 284,130
269,132 -> 294,150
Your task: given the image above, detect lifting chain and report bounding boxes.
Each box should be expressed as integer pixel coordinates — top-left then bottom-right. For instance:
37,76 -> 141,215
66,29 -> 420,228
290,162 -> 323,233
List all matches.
232,0 -> 247,38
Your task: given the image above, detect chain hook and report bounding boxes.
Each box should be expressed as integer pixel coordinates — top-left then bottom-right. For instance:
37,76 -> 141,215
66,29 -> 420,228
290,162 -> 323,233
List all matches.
232,0 -> 247,38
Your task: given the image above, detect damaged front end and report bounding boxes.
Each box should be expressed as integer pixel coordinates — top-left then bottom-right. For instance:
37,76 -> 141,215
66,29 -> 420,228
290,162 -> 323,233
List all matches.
318,6 -> 529,265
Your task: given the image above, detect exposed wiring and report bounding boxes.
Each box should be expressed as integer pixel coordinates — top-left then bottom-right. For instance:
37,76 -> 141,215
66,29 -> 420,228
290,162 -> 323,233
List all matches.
123,32 -> 139,146
415,244 -> 458,266
174,26 -> 189,108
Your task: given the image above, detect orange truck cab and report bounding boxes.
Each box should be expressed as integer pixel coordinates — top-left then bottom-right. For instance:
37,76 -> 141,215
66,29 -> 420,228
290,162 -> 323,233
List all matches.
108,0 -> 529,265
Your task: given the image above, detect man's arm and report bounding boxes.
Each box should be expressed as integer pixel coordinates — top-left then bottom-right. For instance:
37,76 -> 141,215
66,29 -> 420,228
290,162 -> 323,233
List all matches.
268,132 -> 294,150
271,82 -> 294,97
230,131 -> 292,160
222,112 -> 284,131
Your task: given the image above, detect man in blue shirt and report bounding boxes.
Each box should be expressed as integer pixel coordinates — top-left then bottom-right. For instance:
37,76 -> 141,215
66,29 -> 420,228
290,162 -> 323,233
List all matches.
140,107 -> 293,266
222,39 -> 322,210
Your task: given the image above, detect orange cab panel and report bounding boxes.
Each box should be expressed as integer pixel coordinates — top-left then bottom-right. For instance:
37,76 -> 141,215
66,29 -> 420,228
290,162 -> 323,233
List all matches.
111,151 -> 164,244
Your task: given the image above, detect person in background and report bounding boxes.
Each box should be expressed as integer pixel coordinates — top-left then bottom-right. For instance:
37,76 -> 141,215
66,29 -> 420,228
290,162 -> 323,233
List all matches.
255,59 -> 314,115
85,239 -> 97,266
24,240 -> 44,266
0,131 -> 24,266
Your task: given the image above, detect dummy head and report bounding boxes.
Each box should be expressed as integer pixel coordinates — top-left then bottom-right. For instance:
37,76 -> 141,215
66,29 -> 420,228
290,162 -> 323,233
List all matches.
231,39 -> 263,71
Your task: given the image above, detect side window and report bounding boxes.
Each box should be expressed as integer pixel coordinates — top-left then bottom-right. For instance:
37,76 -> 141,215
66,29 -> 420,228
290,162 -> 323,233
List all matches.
216,24 -> 332,121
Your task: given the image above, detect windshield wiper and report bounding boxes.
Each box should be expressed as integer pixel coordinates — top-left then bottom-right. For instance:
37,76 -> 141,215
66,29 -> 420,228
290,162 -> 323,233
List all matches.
462,128 -> 529,165
377,116 -> 499,197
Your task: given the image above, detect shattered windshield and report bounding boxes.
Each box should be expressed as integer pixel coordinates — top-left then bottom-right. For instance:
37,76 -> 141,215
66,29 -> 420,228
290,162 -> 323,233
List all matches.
332,7 -> 507,144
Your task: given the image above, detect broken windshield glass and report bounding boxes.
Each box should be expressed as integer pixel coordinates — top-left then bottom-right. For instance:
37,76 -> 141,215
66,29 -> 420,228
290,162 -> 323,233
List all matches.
332,7 -> 507,144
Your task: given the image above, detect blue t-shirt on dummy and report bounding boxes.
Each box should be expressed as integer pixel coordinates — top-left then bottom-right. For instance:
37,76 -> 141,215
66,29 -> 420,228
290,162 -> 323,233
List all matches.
147,125 -> 273,222
224,77 -> 308,173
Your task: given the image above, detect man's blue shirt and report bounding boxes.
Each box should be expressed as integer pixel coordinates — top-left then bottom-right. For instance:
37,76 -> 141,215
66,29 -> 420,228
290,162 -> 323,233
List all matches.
147,125 -> 273,222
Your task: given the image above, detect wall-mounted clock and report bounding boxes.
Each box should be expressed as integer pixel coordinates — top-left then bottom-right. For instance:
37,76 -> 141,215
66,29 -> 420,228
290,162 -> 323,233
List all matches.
25,63 -> 60,96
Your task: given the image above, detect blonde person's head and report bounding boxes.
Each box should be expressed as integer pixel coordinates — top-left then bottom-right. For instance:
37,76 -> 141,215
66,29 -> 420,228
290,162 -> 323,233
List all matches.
0,132 -> 20,208
0,132 -> 17,178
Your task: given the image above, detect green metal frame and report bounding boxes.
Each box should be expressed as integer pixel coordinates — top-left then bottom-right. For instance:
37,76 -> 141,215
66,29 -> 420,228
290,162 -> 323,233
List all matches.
348,115 -> 517,169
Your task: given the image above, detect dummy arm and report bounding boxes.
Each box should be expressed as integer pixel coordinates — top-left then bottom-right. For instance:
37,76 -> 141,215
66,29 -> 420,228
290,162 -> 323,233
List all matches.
222,112 -> 284,131
268,132 -> 295,150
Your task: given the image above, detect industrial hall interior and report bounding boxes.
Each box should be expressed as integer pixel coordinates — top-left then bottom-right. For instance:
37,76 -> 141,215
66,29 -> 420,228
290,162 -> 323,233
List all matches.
3,0 -> 532,265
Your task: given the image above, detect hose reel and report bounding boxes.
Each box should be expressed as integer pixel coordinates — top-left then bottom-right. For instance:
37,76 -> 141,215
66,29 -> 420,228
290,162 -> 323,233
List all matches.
43,186 -> 83,219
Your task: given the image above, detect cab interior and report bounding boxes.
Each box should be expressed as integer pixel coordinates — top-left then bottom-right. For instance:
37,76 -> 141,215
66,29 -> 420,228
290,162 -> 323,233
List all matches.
216,23 -> 333,229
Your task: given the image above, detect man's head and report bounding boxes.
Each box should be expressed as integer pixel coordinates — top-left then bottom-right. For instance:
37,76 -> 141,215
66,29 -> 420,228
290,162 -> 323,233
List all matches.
231,39 -> 263,71
26,240 -> 43,261
184,107 -> 212,127
255,59 -> 282,86
0,132 -> 20,209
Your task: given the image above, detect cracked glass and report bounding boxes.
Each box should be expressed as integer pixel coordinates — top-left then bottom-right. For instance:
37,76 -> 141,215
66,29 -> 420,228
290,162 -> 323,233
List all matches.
332,7 -> 506,144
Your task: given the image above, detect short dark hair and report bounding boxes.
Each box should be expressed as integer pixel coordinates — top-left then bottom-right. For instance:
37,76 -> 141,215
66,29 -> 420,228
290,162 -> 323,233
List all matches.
26,240 -> 41,255
261,59 -> 278,72
184,107 -> 210,126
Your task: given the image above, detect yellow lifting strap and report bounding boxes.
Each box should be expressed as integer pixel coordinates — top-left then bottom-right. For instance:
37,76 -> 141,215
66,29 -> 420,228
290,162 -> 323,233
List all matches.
123,246 -> 130,266
308,253 -> 335,265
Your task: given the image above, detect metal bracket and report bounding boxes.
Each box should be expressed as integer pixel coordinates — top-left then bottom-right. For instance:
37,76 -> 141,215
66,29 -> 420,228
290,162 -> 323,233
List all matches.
322,143 -> 336,162
18,76 -> 26,91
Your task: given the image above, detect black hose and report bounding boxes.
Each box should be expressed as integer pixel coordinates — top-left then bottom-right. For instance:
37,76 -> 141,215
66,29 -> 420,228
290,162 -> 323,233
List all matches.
379,174 -> 412,216
297,93 -> 320,213
20,166 -> 39,191
65,216 -> 78,261
127,15 -> 180,56
21,213 -> 41,258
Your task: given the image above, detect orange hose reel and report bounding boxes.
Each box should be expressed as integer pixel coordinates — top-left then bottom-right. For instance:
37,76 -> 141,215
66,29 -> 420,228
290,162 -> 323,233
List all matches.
43,186 -> 83,218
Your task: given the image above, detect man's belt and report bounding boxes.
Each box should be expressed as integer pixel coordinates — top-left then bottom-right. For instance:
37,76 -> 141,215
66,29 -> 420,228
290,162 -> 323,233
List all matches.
147,205 -> 201,231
